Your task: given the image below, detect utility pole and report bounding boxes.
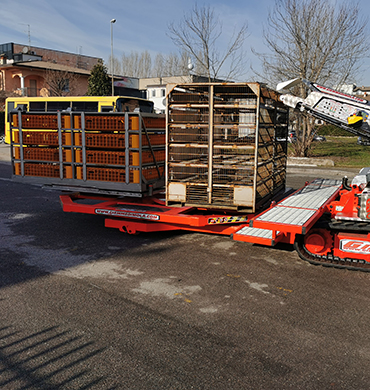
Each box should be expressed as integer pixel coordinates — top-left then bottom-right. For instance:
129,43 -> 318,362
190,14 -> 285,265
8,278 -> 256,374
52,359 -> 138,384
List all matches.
110,19 -> 116,96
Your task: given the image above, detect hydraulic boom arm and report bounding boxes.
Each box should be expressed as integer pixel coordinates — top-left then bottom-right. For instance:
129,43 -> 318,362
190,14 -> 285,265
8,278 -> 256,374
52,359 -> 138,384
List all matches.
277,78 -> 370,140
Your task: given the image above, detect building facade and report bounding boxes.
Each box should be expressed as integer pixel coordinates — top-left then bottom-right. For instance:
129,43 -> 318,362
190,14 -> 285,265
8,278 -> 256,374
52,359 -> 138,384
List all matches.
0,42 -> 101,104
0,42 -> 227,112
337,83 -> 370,99
140,75 -> 212,113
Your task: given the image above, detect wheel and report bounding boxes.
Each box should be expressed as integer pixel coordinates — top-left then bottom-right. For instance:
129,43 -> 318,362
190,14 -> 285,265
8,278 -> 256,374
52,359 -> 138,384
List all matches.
303,229 -> 333,256
294,228 -> 333,262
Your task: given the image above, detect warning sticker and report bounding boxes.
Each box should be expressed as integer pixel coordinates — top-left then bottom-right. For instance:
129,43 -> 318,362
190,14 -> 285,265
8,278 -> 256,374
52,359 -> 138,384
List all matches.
208,216 -> 248,225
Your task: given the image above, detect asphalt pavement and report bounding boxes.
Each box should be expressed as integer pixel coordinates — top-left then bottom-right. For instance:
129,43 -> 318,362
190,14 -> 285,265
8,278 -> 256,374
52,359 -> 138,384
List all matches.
0,144 -> 369,389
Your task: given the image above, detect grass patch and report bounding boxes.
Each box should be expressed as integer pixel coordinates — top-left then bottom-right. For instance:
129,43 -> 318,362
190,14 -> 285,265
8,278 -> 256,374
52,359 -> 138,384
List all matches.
289,136 -> 370,168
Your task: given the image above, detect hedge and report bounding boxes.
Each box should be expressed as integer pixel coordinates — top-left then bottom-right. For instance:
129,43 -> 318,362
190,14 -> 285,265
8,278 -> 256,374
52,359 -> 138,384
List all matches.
316,124 -> 354,137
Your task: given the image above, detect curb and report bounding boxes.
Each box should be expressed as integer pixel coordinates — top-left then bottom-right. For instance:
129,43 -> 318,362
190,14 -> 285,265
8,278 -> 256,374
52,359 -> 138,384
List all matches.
287,157 -> 335,167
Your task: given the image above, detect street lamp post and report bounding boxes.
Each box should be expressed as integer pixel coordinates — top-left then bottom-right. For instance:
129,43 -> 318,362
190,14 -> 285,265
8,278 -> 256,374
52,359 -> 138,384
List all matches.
110,18 -> 116,96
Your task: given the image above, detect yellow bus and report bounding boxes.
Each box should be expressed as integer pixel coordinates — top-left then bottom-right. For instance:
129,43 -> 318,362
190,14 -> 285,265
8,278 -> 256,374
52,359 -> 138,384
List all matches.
4,95 -> 154,144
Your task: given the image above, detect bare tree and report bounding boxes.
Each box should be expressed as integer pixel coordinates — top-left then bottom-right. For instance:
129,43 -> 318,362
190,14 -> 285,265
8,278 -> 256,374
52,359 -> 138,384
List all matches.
163,51 -> 189,76
152,53 -> 165,78
121,50 -> 189,78
121,50 -> 152,78
168,4 -> 248,81
254,0 -> 369,156
140,51 -> 152,78
44,69 -> 81,96
152,52 -> 189,78
108,55 -> 122,76
121,51 -> 138,77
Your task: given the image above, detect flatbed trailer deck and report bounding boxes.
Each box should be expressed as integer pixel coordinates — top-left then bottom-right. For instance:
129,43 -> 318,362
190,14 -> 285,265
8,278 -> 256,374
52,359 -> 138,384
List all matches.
60,178 -> 340,240
60,177 -> 370,271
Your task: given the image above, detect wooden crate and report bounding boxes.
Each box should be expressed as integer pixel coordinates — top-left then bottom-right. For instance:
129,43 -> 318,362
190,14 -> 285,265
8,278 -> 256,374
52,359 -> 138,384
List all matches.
166,82 -> 289,211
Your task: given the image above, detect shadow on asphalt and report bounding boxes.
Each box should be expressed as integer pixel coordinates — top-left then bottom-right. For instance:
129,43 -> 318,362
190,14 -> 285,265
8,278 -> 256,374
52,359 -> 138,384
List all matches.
0,324 -> 109,389
0,161 -> 197,285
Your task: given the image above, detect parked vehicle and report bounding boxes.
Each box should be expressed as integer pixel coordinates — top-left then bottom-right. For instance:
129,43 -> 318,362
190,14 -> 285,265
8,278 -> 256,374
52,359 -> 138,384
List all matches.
312,133 -> 326,142
277,130 -> 296,143
288,130 -> 297,142
357,136 -> 370,146
4,95 -> 154,144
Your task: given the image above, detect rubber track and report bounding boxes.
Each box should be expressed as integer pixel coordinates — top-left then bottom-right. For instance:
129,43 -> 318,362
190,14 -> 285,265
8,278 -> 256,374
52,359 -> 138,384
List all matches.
294,234 -> 370,272
329,220 -> 370,232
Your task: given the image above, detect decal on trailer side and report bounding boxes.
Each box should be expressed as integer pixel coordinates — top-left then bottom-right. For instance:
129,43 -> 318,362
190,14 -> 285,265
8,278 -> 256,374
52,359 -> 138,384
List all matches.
340,239 -> 370,254
95,208 -> 160,221
208,216 -> 248,225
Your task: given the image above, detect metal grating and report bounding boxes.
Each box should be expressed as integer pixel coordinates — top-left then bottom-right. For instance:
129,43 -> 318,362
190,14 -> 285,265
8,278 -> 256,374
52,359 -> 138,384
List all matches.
256,207 -> 317,226
254,179 -> 342,226
237,226 -> 275,239
168,125 -> 209,143
279,179 -> 341,209
212,167 -> 253,185
186,185 -> 208,203
168,166 -> 208,183
211,186 -> 234,204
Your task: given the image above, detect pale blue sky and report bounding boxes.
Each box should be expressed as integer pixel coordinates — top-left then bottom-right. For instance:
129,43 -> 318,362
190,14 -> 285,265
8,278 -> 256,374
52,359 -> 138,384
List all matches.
1,0 -> 370,84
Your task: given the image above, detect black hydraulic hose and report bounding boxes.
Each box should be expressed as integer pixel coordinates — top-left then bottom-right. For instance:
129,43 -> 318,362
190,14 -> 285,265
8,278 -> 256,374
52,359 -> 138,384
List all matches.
342,176 -> 352,191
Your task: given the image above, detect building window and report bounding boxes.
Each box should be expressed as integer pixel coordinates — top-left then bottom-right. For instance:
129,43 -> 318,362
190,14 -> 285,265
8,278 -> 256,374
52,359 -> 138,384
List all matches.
162,89 -> 165,97
0,43 -> 13,60
47,101 -> 70,111
29,79 -> 37,97
152,90 -> 156,97
62,79 -> 70,93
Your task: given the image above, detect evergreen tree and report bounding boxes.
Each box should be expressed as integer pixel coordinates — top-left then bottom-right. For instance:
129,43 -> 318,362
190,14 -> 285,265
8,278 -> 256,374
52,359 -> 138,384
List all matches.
87,60 -> 111,96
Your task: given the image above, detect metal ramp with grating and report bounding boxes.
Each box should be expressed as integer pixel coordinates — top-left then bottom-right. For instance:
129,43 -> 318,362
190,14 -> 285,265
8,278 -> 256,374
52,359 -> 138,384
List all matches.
232,179 -> 342,246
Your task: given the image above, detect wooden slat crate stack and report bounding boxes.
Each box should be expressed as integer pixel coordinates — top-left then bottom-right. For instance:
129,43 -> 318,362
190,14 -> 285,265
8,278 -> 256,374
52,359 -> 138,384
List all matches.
166,82 -> 289,211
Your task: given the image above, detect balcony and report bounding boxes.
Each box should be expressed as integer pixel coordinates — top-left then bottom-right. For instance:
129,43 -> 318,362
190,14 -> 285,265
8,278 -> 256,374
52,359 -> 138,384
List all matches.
17,87 -> 41,97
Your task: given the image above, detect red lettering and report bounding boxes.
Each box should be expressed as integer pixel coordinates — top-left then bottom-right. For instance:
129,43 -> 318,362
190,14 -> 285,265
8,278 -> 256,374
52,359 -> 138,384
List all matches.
342,241 -> 361,250
341,240 -> 370,253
